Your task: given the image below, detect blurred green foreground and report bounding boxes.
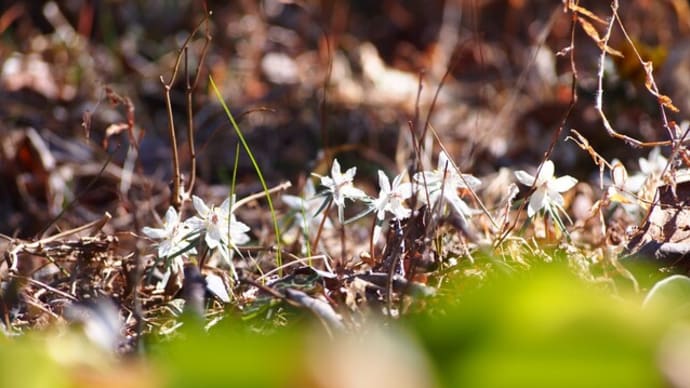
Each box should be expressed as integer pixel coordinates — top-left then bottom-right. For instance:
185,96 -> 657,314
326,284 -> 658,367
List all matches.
2,263 -> 689,388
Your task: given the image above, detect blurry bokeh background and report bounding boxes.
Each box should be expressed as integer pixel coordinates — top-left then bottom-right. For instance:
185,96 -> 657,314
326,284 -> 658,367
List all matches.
1,0 -> 689,234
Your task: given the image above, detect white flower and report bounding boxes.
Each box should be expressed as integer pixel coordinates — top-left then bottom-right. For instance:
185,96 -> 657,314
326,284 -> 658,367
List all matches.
142,206 -> 196,259
514,160 -> 577,218
413,150 -> 481,219
640,147 -> 668,175
314,158 -> 366,222
373,170 -> 413,220
185,195 -> 251,263
627,147 -> 668,193
605,159 -> 646,218
282,179 -> 332,234
606,159 -> 636,202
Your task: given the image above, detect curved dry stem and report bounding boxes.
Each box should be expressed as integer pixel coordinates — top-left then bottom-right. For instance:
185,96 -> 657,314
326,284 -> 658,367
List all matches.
231,181 -> 292,211
161,12 -> 212,209
183,12 -> 213,200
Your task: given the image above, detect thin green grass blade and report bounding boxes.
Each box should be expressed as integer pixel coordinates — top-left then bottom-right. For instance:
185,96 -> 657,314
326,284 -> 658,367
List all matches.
226,142 -> 241,282
231,142 -> 239,199
209,76 -> 283,273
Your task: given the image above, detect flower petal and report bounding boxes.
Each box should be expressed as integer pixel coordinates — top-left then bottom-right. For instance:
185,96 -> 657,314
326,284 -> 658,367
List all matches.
331,158 -> 342,178
157,240 -> 173,258
458,174 -> 482,189
163,206 -> 178,226
304,179 -> 316,198
395,182 -> 414,199
184,216 -> 204,231
142,226 -> 166,239
515,170 -> 535,186
389,201 -> 411,219
192,195 -> 209,217
528,187 -> 547,217
341,185 -> 366,200
437,151 -> 451,172
282,194 -> 304,209
205,225 -> 223,249
219,197 -> 231,213
378,170 -> 391,193
391,171 -> 405,188
445,191 -> 473,219
320,176 -> 335,189
232,215 -> 251,232
343,166 -> 357,182
414,171 -> 441,187
638,156 -> 650,174
535,160 -> 554,186
547,189 -> 565,207
550,176 -> 577,193
625,174 -> 646,193
424,190 -> 441,206
230,223 -> 250,245
216,243 -> 231,264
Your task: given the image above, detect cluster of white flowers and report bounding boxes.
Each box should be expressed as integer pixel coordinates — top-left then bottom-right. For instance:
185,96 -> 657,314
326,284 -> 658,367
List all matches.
271,153 -> 587,252
413,150 -> 481,221
142,195 -> 251,277
298,152 -> 485,244
144,151 -> 591,274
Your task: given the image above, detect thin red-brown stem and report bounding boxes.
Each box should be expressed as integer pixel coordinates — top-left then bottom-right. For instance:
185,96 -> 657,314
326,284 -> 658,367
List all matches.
160,13 -> 211,209
183,11 -> 212,199
311,199 -> 333,256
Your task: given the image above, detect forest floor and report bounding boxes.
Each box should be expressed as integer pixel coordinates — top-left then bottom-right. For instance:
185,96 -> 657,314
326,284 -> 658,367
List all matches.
2,1 -> 690,387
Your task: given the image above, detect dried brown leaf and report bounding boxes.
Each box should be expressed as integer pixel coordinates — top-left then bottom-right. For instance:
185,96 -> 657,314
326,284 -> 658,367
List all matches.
642,61 -> 680,112
578,17 -> 623,58
658,94 -> 680,113
568,3 -> 607,25
566,129 -> 609,188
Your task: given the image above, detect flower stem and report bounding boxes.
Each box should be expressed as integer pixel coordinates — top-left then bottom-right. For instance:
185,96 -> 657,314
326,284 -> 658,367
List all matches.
369,217 -> 376,260
311,198 -> 333,255
339,223 -> 346,271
